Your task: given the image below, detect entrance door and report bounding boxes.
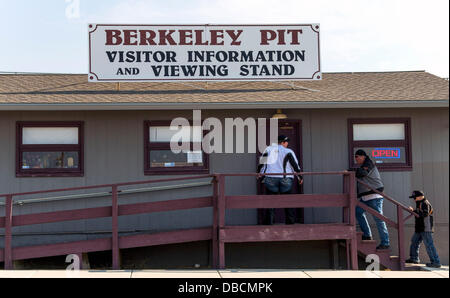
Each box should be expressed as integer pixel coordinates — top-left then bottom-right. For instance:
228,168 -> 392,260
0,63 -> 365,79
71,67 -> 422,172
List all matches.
257,119 -> 304,224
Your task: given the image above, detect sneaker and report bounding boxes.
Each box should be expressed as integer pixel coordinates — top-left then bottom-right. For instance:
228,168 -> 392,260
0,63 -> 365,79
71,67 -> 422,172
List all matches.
376,244 -> 390,250
362,235 -> 373,241
426,263 -> 441,268
405,259 -> 420,264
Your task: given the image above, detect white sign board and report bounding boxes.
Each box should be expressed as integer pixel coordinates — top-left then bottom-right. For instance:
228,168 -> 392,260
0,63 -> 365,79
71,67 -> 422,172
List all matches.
88,24 -> 321,82
187,151 -> 203,163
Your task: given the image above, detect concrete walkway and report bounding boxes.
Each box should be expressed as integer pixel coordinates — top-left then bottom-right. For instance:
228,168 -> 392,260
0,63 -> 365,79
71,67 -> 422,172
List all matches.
0,268 -> 447,278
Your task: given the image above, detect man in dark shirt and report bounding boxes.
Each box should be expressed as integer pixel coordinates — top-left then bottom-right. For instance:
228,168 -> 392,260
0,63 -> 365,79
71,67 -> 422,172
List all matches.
352,149 -> 390,250
405,190 -> 441,268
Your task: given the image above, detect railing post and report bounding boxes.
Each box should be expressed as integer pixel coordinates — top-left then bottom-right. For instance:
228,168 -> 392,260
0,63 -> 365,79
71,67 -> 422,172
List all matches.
343,173 -> 351,269
345,240 -> 351,270
342,174 -> 350,224
211,175 -> 219,269
111,185 -> 120,270
397,206 -> 405,271
217,174 -> 226,269
4,195 -> 13,270
348,172 -> 358,270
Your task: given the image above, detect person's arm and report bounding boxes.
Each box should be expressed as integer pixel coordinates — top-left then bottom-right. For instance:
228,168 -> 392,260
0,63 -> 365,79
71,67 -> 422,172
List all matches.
284,152 -> 303,181
257,151 -> 269,174
417,201 -> 430,218
355,159 -> 374,178
355,167 -> 369,178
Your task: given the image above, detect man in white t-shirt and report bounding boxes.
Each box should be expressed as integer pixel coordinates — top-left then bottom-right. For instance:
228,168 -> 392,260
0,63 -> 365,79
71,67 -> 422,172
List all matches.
258,135 -> 303,225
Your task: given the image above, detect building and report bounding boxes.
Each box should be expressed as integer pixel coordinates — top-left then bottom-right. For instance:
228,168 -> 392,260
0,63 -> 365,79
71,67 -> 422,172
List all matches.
0,70 -> 448,269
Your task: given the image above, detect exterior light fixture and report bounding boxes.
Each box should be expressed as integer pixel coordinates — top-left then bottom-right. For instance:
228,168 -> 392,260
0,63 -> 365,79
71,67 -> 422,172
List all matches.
272,109 -> 287,119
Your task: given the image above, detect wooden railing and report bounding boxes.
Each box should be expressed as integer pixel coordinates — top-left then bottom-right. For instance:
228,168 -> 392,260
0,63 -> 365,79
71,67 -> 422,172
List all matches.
0,171 -> 366,270
214,171 -> 358,269
0,174 -> 215,270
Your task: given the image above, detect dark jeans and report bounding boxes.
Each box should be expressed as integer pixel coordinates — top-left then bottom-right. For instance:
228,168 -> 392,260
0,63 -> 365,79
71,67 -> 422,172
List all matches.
263,177 -> 295,225
409,232 -> 441,265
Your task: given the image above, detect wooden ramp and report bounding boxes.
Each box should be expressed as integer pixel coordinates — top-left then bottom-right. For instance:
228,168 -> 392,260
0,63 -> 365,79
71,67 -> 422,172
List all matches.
0,172 -> 416,270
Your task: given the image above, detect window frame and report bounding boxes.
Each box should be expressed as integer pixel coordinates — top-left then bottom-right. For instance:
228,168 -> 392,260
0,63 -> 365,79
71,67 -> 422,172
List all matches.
144,120 -> 209,175
16,121 -> 84,177
348,118 -> 412,171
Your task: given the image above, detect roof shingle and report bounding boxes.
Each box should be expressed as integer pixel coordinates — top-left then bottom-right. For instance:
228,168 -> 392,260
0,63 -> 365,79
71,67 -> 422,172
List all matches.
0,71 -> 448,105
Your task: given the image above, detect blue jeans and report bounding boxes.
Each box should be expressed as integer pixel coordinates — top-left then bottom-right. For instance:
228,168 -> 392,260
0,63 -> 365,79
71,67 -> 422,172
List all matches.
355,198 -> 390,246
409,232 -> 441,265
263,177 -> 295,225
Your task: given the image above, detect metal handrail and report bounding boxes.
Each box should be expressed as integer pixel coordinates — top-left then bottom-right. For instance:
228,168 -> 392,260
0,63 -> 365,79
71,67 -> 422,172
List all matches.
0,181 -> 212,206
0,174 -> 214,199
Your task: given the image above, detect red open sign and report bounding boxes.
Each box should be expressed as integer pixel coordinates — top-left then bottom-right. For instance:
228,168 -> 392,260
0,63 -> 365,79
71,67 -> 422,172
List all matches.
372,148 -> 401,159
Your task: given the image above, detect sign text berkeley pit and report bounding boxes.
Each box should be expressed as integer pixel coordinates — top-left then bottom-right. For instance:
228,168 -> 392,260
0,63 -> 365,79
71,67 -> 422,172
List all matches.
88,24 -> 321,82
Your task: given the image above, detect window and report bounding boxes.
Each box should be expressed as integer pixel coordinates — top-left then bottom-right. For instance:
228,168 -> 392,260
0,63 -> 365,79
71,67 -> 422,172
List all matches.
16,122 -> 84,177
348,118 -> 412,171
144,121 -> 209,175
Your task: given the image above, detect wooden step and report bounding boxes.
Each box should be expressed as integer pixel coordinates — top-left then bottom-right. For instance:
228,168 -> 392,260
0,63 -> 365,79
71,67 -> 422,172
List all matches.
359,239 -> 376,244
340,233 -> 400,271
220,224 -> 355,243
376,247 -> 392,252
387,256 -> 401,271
356,232 -> 374,241
357,241 -> 377,251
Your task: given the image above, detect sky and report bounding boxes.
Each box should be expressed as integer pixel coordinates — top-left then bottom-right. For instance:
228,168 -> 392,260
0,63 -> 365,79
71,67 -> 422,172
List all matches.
0,0 -> 448,78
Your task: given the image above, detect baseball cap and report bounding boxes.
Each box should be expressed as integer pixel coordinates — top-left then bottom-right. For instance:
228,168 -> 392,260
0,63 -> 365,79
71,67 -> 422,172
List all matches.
409,190 -> 425,198
354,149 -> 368,157
278,135 -> 290,143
